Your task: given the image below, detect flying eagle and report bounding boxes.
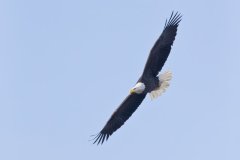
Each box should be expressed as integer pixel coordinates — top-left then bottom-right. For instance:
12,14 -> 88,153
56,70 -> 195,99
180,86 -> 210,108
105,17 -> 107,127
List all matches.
93,12 -> 182,145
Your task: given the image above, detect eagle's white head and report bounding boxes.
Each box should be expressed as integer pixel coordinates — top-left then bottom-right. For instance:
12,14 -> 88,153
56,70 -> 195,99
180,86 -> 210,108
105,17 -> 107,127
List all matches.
130,82 -> 145,94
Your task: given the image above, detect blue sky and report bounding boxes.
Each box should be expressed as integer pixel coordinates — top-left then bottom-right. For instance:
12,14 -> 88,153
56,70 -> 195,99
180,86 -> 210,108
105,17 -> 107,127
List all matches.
0,0 -> 240,160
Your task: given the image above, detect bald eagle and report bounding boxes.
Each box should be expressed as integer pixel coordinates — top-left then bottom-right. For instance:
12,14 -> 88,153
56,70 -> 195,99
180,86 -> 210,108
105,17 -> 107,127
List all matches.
93,12 -> 182,145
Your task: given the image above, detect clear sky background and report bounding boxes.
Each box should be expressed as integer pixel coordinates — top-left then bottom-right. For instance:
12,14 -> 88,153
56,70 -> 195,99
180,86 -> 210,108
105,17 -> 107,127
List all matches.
0,0 -> 240,160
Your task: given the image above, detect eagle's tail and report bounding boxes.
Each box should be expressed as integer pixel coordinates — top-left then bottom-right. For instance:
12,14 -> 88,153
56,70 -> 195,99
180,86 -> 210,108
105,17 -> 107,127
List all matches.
149,71 -> 172,100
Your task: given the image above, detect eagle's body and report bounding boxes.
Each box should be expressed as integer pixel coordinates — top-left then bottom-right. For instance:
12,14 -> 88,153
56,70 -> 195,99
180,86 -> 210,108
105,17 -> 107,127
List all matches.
93,12 -> 182,145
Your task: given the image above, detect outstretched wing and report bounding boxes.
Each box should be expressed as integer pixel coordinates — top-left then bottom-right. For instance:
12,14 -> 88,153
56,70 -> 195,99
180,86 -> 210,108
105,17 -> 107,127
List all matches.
142,12 -> 182,77
93,93 -> 146,145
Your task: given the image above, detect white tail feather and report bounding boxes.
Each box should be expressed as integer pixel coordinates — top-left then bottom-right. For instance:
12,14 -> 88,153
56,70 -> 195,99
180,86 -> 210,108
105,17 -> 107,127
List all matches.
149,71 -> 172,100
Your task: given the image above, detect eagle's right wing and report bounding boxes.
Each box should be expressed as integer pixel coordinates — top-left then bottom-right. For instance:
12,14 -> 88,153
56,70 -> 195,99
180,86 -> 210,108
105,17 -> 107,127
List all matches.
93,93 -> 146,145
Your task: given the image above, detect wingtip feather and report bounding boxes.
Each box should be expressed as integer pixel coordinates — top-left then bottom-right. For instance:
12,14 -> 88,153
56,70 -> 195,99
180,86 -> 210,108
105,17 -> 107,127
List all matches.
165,11 -> 182,28
91,132 -> 110,145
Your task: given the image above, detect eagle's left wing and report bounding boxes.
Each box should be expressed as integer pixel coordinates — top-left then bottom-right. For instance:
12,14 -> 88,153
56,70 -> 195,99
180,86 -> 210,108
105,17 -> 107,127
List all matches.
142,12 -> 181,77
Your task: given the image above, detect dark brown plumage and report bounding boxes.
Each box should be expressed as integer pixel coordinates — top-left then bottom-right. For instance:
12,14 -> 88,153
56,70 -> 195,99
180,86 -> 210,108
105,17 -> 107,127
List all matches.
93,11 -> 182,145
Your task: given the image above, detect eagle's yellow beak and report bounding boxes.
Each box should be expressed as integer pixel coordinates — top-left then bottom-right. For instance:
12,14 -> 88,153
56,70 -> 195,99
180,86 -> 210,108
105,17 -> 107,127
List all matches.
130,88 -> 135,94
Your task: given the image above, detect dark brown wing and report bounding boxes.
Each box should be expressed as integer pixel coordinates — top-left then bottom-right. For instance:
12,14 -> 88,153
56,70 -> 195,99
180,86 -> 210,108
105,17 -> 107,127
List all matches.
142,12 -> 182,77
93,93 -> 146,145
